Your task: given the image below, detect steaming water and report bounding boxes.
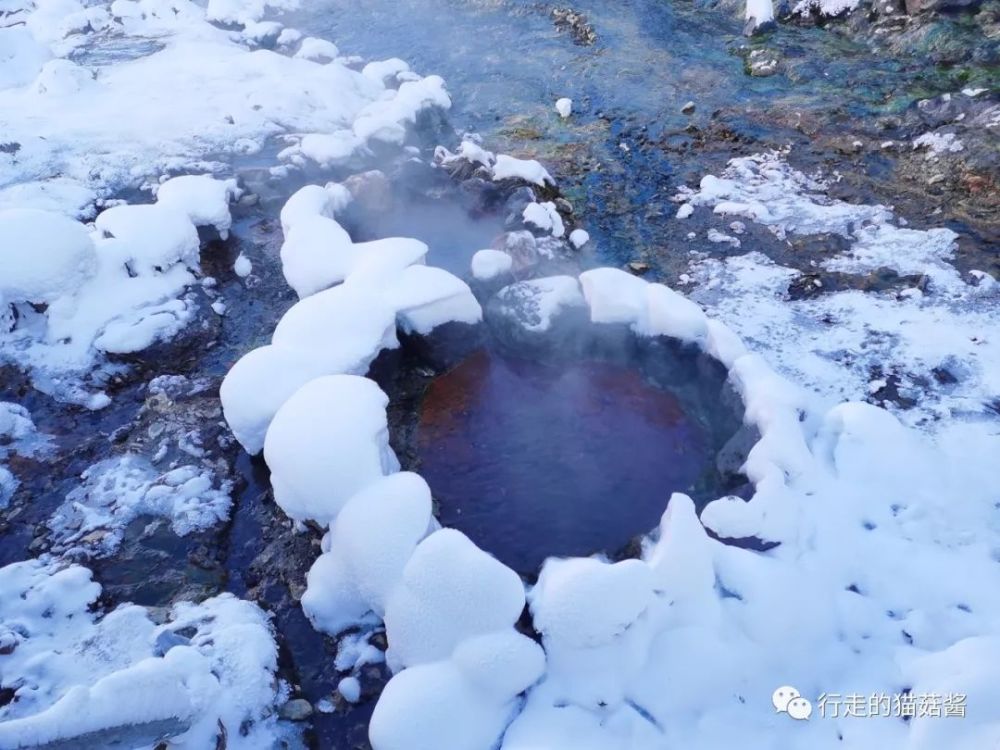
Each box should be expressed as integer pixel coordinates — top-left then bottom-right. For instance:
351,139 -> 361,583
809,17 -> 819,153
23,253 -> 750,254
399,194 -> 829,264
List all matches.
417,350 -> 709,573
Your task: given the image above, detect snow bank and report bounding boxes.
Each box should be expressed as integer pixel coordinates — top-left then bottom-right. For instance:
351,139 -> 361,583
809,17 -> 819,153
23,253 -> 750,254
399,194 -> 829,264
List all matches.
0,559 -> 282,748
0,2 -> 452,198
263,375 -> 399,526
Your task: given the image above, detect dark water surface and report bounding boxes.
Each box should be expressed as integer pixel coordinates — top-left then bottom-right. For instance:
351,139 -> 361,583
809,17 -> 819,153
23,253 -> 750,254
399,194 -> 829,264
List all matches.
417,350 -> 709,572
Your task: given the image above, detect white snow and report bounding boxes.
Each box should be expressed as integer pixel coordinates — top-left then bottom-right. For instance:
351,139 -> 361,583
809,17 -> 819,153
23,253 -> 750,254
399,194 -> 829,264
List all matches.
555,97 -> 572,118
338,676 -> 362,703
263,375 -> 399,526
384,528 -> 526,670
303,472 -> 433,635
522,201 -> 565,238
745,0 -> 774,28
0,559 -> 283,748
234,253 -> 253,277
222,190 -> 482,453
154,174 -> 240,239
371,629 -> 544,750
792,0 -> 860,16
496,276 -> 587,332
0,208 -> 95,304
568,228 -> 590,248
492,154 -> 555,187
437,140 -> 496,169
913,131 -> 965,159
471,248 -> 514,280
46,453 -> 232,557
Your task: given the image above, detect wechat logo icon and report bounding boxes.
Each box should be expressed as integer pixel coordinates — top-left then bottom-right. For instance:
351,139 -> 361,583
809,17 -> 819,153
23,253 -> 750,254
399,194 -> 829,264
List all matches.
773,686 -> 813,721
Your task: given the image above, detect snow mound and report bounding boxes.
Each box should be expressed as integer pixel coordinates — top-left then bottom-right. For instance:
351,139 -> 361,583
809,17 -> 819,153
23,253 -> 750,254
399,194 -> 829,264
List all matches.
528,557 -> 654,710
280,211 -> 427,298
381,264 -> 482,334
46,454 -> 232,557
0,559 -> 282,749
279,182 -> 353,235
492,154 -> 554,186
154,174 -> 241,239
263,375 -> 399,526
471,248 -> 513,280
303,472 -> 434,635
0,208 -> 95,304
523,201 -> 565,238
578,268 -> 726,345
371,629 -> 544,750
384,529 -> 526,670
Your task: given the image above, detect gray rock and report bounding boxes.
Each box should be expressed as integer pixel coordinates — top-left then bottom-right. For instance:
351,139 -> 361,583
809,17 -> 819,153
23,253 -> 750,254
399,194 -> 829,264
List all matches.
154,629 -> 191,656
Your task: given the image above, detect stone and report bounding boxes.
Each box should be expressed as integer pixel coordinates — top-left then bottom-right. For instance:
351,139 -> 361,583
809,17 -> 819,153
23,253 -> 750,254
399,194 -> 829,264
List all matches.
278,698 -> 314,721
681,101 -> 696,115
627,261 -> 650,275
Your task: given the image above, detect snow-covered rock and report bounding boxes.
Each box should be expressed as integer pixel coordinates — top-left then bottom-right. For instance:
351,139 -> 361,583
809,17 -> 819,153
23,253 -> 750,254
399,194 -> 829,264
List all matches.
303,472 -> 433,635
522,201 -> 565,238
263,375 -> 399,526
384,529 -> 526,670
370,631 -> 545,750
155,175 -> 241,239
495,276 -> 587,333
0,559 -> 282,749
471,249 -> 513,281
492,155 -> 554,187
0,208 -> 95,304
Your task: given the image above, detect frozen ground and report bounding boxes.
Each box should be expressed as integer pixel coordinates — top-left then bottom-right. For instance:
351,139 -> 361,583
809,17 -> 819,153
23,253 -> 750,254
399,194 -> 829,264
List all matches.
1,0 -> 999,748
